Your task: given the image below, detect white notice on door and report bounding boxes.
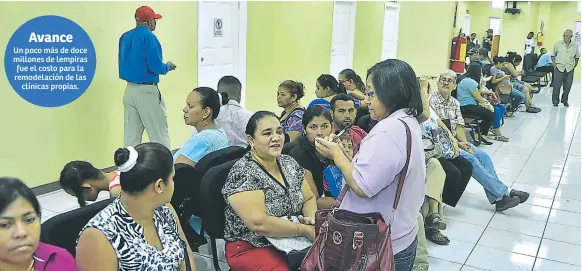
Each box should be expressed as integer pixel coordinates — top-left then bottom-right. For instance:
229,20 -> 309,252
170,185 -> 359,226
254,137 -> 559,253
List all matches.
214,18 -> 223,37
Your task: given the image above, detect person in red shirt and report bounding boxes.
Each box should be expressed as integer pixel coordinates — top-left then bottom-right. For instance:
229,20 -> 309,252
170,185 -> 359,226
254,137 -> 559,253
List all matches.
330,94 -> 367,154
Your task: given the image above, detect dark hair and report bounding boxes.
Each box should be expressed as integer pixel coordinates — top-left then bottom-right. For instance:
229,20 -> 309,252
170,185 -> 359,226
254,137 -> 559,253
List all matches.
493,56 -> 506,64
366,59 -> 423,117
478,48 -> 489,57
59,161 -> 104,207
513,54 -> 522,63
193,87 -> 221,119
339,69 -> 366,92
528,31 -> 534,35
505,52 -> 522,63
302,106 -> 333,129
330,93 -> 355,112
245,111 -> 279,137
0,177 -> 41,218
217,76 -> 242,105
114,142 -> 174,194
279,80 -> 305,101
317,74 -> 346,95
464,62 -> 483,83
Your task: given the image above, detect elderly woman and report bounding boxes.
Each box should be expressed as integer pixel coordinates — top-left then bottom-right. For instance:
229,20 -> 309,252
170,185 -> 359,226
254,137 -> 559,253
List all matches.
222,111 -> 317,271
429,69 -> 530,212
315,59 -> 427,271
0,177 -> 78,271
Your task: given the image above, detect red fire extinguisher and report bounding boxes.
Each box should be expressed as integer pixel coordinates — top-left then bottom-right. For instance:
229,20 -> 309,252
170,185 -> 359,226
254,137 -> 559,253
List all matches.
450,31 -> 467,73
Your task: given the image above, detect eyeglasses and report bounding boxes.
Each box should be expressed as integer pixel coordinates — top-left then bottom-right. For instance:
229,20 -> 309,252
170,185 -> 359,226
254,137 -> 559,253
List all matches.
439,78 -> 454,84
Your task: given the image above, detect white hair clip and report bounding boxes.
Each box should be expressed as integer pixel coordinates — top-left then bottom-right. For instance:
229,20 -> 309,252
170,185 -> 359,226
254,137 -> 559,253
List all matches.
118,146 -> 138,172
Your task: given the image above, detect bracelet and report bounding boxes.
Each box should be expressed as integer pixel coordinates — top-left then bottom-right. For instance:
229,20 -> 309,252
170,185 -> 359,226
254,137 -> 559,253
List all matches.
295,224 -> 300,237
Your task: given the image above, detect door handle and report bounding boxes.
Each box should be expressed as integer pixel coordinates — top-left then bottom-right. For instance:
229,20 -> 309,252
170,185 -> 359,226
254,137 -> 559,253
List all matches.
201,57 -> 205,62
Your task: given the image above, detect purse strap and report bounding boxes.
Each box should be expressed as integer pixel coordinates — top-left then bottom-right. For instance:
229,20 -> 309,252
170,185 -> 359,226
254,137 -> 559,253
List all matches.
332,118 -> 412,220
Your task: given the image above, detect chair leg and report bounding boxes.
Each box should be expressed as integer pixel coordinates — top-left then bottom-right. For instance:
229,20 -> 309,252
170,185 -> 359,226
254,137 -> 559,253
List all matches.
210,237 -> 223,271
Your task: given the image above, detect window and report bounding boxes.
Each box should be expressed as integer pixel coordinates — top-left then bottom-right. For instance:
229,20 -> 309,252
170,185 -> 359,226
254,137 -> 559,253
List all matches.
491,0 -> 505,10
489,17 -> 502,35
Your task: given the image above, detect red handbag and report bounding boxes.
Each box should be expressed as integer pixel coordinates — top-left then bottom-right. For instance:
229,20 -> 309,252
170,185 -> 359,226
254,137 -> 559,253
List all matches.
301,119 -> 412,271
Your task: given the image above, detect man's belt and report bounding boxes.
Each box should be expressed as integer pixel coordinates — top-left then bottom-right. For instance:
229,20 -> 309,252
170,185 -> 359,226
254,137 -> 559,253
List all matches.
129,81 -> 157,85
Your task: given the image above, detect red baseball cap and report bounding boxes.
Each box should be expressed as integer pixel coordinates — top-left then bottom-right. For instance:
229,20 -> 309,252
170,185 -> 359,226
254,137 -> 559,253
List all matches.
135,6 -> 162,22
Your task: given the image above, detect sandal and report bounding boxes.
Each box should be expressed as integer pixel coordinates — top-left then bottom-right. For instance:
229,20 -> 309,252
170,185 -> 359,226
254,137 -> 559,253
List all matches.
426,229 -> 450,245
425,212 -> 447,230
493,135 -> 509,142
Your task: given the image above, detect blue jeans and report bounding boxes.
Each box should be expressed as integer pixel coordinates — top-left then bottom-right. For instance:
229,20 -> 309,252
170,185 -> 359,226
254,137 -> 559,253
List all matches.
493,104 -> 505,129
395,237 -> 418,271
459,143 -> 508,203
510,88 -> 526,111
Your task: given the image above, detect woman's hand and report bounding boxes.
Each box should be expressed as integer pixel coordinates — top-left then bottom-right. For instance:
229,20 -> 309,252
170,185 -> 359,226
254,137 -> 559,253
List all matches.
458,141 -> 474,154
315,137 -> 343,160
298,215 -> 315,225
419,75 -> 431,91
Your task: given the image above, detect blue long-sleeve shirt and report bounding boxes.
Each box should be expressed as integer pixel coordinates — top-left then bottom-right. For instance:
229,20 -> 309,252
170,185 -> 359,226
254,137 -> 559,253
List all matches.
118,25 -> 170,84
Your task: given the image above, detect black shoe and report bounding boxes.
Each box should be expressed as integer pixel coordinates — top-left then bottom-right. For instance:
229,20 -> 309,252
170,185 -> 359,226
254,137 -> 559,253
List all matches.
495,196 -> 521,212
509,189 -> 530,203
564,102 -> 569,107
553,103 -> 559,107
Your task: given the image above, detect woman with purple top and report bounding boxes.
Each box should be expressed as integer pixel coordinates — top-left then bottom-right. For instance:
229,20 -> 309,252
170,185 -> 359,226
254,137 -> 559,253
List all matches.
315,59 -> 428,271
0,177 -> 78,271
277,80 -> 306,143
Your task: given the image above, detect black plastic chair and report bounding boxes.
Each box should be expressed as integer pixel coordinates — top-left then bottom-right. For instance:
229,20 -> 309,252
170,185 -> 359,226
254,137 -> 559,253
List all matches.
172,146 -> 246,250
282,141 -> 298,155
522,54 -> 547,93
200,160 -> 238,271
40,198 -> 114,257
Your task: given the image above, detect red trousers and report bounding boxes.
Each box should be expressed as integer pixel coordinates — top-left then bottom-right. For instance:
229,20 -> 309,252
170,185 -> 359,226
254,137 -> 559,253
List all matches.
225,241 -> 290,271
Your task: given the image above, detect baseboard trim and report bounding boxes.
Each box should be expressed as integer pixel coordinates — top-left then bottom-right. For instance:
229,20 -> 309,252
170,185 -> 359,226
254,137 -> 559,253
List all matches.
33,149 -> 179,196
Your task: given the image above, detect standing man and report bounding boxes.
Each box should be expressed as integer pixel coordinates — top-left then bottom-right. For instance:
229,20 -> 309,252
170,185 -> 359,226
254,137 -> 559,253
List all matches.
482,29 -> 494,54
119,6 -> 176,149
552,29 -> 580,107
524,31 -> 535,55
329,94 -> 367,154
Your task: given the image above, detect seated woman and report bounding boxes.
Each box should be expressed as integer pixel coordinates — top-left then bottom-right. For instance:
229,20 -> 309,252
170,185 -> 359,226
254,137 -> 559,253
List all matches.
59,161 -> 121,207
288,106 -> 337,209
457,63 -> 508,143
315,59 -> 428,271
222,111 -> 317,271
277,80 -> 306,143
0,177 -> 78,271
430,69 -> 530,212
423,157 -> 449,246
489,56 -> 525,116
174,87 -> 229,167
503,53 -> 541,113
76,143 -> 196,271
307,74 -> 361,110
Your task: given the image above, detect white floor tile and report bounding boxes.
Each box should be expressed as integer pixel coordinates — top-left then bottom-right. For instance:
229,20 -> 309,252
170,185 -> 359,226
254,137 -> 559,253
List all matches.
555,184 -> 582,200
514,171 -> 561,188
476,228 -> 541,257
442,219 -> 486,244
445,205 -> 495,227
494,203 -> 550,222
427,257 -> 463,271
552,198 -> 581,213
510,182 -> 557,200
426,239 -> 474,265
488,214 -> 547,237
37,190 -> 80,213
543,223 -> 581,245
547,209 -> 581,228
460,266 -> 488,271
533,258 -> 581,271
465,245 -> 536,271
537,239 -> 581,266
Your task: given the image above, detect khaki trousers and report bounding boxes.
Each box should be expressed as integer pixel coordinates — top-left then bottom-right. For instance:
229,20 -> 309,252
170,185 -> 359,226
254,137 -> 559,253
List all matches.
123,83 -> 170,149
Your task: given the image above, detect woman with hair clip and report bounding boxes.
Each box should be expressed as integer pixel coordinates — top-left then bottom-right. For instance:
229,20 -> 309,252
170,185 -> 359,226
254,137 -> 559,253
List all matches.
174,86 -> 229,167
76,142 -> 196,271
307,74 -> 361,110
277,80 -> 306,143
58,161 -> 122,207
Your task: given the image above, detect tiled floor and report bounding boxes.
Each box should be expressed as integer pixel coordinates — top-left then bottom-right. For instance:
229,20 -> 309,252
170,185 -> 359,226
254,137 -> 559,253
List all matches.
38,82 -> 581,271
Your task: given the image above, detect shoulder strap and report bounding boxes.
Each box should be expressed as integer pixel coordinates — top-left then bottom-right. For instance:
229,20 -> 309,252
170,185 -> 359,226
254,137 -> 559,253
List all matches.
393,119 -> 412,212
332,118 -> 412,209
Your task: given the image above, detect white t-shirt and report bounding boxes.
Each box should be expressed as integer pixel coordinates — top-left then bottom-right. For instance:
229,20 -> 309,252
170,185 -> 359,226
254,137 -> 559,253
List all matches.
525,38 -> 535,55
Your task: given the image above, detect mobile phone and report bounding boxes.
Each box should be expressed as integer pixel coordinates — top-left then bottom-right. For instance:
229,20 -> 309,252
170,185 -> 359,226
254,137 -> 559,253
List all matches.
333,125 -> 351,143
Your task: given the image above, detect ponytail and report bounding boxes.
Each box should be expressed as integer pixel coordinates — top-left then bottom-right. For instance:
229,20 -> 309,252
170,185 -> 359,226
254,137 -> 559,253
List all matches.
58,161 -> 103,207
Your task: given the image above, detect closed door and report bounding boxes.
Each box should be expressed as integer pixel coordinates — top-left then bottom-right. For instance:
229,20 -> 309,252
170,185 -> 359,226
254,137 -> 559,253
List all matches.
381,4 -> 400,60
198,1 -> 247,103
575,21 -> 581,50
330,1 -> 356,77
463,14 -> 471,36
